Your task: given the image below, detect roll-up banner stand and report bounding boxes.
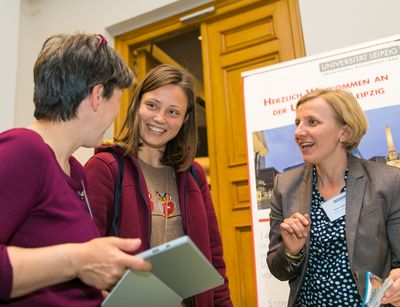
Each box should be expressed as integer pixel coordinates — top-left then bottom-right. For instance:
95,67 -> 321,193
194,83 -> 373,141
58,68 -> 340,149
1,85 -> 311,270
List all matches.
242,35 -> 400,307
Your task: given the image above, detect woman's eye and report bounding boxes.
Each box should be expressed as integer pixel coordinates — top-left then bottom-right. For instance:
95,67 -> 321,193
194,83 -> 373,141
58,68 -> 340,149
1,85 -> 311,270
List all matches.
146,102 -> 156,109
170,110 -> 179,116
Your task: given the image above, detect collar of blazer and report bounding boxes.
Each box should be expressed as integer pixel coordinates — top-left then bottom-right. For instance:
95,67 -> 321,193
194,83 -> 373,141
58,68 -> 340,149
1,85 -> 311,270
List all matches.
299,154 -> 366,264
344,154 -> 366,264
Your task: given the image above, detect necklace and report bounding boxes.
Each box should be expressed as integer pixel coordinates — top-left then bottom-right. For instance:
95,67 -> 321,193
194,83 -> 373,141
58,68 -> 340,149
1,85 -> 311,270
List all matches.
164,167 -> 169,243
155,166 -> 175,243
140,158 -> 181,247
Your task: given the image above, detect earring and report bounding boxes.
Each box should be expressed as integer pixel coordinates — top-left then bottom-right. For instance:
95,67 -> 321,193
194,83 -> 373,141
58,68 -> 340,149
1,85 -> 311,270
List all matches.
339,138 -> 343,143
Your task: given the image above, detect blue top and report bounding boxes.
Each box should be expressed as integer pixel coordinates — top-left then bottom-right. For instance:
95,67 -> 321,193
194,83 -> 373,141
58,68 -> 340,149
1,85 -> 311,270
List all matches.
296,168 -> 362,306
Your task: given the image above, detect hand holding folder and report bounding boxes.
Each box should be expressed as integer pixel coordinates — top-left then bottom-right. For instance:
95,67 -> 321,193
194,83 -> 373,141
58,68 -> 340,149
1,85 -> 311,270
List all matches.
102,236 -> 224,307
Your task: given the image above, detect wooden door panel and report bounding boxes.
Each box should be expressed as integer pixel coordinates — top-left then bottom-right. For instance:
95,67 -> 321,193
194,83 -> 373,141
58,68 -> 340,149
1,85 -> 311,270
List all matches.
220,41 -> 280,67
221,18 -> 274,53
218,4 -> 277,54
235,226 -> 256,307
115,1 -> 304,305
230,177 -> 250,211
202,1 -> 304,305
223,58 -> 280,166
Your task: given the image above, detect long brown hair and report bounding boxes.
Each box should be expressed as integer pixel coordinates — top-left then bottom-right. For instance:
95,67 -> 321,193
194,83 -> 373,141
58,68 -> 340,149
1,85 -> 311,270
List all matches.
117,64 -> 197,171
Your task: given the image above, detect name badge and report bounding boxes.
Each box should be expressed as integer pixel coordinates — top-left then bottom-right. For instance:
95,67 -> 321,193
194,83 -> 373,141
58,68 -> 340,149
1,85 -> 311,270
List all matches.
321,192 -> 346,222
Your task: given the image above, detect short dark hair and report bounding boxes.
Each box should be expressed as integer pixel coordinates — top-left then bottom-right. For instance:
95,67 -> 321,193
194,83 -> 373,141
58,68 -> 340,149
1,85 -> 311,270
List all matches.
117,64 -> 197,172
33,33 -> 133,121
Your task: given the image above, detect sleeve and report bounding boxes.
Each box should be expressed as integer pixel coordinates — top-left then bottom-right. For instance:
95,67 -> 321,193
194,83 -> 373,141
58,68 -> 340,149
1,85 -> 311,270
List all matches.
193,162 -> 233,306
84,153 -> 118,236
387,169 -> 400,269
267,173 -> 304,281
0,245 -> 12,301
0,131 -> 45,300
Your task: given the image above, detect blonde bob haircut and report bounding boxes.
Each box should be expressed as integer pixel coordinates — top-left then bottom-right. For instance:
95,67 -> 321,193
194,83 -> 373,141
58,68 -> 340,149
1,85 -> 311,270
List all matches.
296,88 -> 368,152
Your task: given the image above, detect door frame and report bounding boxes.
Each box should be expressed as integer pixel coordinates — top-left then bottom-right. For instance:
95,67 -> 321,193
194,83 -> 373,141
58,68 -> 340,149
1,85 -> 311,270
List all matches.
113,0 -> 304,136
113,1 -> 305,305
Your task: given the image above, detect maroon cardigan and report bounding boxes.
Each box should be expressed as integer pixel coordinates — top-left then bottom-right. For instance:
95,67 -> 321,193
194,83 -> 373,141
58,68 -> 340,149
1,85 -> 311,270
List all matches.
84,146 -> 232,306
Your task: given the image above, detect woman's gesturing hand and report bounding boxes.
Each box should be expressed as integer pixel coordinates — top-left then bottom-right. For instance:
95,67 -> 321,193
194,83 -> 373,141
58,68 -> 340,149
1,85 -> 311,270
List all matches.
280,212 -> 311,255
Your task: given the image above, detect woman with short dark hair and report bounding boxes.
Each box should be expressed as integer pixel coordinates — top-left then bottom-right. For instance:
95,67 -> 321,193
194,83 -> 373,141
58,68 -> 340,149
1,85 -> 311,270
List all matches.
0,32 -> 150,306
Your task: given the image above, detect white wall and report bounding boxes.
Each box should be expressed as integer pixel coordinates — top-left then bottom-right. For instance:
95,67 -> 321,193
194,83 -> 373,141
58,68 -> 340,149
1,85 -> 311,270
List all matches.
14,0 -> 212,128
4,0 -> 400,163
14,0 -> 171,162
298,0 -> 400,55
0,0 -> 20,132
13,0 -> 210,163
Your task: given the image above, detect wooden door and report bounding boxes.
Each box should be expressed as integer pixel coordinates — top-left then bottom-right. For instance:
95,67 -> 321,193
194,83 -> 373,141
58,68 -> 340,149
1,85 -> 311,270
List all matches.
114,1 -> 304,305
200,1 -> 304,305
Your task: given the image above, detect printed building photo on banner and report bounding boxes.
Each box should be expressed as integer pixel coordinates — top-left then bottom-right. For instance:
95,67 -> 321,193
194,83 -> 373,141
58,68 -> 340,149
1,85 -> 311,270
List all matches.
254,104 -> 400,212
242,34 -> 400,307
249,119 -> 400,306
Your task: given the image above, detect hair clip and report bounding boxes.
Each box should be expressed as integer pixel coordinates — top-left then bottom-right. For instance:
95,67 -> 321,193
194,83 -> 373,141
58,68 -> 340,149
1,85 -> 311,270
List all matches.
95,33 -> 107,53
97,34 -> 107,46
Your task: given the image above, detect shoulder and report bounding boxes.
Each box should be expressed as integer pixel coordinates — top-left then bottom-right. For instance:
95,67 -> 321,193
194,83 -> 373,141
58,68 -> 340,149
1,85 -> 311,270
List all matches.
86,145 -> 125,167
275,164 -> 309,185
349,155 -> 400,178
0,129 -> 49,197
349,156 -> 400,191
181,160 -> 208,189
84,146 -> 139,183
271,164 -> 311,198
191,161 -> 207,181
190,160 -> 204,175
0,128 -> 45,149
0,128 -> 49,163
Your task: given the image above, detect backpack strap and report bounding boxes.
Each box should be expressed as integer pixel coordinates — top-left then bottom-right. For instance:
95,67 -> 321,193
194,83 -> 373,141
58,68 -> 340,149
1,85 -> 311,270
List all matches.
189,164 -> 200,187
102,155 -> 198,237
103,148 -> 124,236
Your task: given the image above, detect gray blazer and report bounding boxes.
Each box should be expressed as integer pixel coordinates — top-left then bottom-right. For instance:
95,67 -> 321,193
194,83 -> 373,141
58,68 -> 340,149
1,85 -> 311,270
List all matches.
267,154 -> 400,307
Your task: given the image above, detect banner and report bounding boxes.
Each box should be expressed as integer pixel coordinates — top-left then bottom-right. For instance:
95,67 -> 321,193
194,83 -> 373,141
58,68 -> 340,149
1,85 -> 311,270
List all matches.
242,35 -> 400,306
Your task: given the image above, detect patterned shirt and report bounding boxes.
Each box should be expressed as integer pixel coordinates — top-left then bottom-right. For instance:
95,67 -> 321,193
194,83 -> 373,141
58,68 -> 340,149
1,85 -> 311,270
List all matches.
138,159 -> 184,247
295,168 -> 362,307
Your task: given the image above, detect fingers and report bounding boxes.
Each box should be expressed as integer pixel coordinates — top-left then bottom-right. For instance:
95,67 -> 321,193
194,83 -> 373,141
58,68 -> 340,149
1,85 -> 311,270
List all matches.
382,268 -> 400,305
110,237 -> 142,253
124,254 -> 152,272
388,268 -> 400,280
107,237 -> 152,272
74,237 -> 152,290
279,213 -> 310,256
281,212 -> 311,238
102,290 -> 109,299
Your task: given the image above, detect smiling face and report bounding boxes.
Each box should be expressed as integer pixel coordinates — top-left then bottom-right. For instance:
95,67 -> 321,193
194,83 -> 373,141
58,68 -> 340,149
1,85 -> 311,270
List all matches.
138,84 -> 188,152
294,96 -> 348,165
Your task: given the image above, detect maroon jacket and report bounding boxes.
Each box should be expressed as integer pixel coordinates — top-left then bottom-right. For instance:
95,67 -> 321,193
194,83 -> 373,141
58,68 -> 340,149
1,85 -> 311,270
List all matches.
84,146 -> 232,306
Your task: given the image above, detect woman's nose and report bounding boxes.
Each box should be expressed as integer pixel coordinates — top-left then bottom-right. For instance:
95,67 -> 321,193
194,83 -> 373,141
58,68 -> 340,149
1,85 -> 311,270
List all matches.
154,112 -> 166,123
294,123 -> 305,137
